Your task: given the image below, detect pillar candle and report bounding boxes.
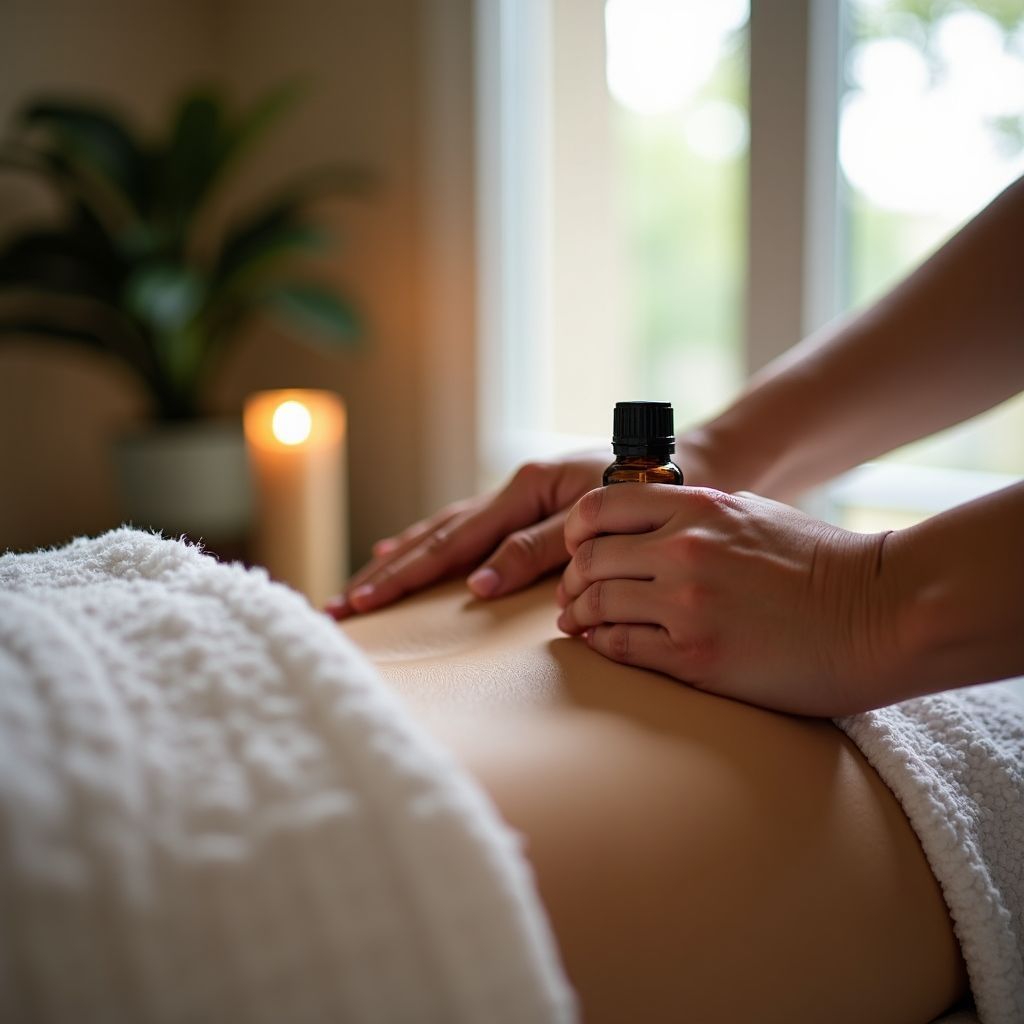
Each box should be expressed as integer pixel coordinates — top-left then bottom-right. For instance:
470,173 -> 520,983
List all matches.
243,389 -> 347,608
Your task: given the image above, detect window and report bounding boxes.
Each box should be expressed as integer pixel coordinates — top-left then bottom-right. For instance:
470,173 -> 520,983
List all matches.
475,0 -> 749,477
605,0 -> 749,432
834,0 -> 1024,530
476,0 -> 1023,520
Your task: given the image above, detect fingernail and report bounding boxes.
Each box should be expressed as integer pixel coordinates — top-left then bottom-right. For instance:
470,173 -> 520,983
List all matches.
373,538 -> 397,556
467,566 -> 500,597
350,584 -> 375,608
324,593 -> 349,619
582,628 -> 594,642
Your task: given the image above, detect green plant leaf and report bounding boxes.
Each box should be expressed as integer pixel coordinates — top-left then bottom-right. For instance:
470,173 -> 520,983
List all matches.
124,263 -> 205,334
215,202 -> 327,285
19,100 -> 146,211
212,164 -> 375,286
2,81 -> 371,418
159,89 -> 225,229
265,282 -> 360,344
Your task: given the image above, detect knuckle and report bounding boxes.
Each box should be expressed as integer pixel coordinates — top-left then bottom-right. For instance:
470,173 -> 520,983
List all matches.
586,579 -> 605,617
673,581 -> 712,612
513,461 -> 551,487
688,486 -> 736,515
577,487 -> 605,526
668,630 -> 720,678
575,538 -> 596,579
669,530 -> 709,564
424,525 -> 454,556
607,623 -> 631,661
501,527 -> 542,567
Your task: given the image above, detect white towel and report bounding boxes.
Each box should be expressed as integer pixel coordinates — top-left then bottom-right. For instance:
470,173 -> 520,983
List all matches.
837,681 -> 1024,1024
0,528 -> 577,1023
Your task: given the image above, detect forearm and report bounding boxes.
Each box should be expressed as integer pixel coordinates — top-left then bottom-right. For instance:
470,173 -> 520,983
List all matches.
876,481 -> 1024,707
688,176 -> 1024,500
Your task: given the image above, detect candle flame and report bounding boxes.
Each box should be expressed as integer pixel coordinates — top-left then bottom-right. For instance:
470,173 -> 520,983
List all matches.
271,400 -> 313,446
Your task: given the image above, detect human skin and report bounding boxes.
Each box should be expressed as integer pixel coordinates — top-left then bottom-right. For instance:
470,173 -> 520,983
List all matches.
554,481 -> 1024,716
341,577 -> 970,1024
327,175 -> 1024,712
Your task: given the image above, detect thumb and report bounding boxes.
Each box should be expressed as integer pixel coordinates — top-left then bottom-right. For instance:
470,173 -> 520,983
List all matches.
466,511 -> 570,598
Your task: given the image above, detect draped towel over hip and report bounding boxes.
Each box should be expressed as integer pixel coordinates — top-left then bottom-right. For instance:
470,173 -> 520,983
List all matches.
0,529 -> 577,1024
837,682 -> 1024,1023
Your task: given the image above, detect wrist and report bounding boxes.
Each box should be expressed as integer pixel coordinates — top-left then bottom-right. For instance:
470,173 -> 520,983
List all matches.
677,414 -> 782,496
803,523 -> 934,715
863,524 -> 950,710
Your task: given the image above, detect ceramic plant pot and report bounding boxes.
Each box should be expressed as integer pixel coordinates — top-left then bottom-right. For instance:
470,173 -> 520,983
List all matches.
112,418 -> 252,543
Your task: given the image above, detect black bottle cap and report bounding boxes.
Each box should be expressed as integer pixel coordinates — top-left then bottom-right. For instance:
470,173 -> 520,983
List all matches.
612,401 -> 676,456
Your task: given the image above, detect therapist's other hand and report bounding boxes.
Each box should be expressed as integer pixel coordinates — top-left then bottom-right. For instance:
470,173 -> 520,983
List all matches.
556,485 -> 896,717
326,453 -> 610,618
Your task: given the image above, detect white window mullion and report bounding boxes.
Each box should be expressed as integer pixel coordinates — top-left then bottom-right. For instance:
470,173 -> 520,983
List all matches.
746,0 -> 812,374
475,0 -> 553,482
802,0 -> 844,336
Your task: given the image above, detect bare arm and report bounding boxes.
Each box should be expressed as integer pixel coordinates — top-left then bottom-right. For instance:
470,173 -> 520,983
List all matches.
878,479 -> 1024,707
690,175 -> 1024,501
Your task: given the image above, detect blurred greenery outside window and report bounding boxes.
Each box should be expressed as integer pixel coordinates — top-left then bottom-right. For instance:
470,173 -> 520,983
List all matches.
603,0 -> 749,434
837,0 -> 1024,530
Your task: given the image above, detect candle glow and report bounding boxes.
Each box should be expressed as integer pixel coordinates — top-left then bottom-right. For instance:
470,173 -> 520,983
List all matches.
272,400 -> 313,446
243,389 -> 347,607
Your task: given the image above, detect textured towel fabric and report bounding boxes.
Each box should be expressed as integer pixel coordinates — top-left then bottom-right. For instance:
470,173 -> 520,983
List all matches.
0,529 -> 577,1024
837,682 -> 1024,1024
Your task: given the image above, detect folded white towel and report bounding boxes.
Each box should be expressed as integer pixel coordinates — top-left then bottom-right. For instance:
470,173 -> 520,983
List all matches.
837,681 -> 1024,1024
0,529 -> 577,1023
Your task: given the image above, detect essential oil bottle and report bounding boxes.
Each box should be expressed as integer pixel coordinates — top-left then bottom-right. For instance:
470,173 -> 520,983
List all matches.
603,401 -> 684,485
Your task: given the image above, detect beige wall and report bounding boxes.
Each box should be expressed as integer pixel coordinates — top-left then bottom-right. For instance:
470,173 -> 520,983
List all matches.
0,0 -> 477,571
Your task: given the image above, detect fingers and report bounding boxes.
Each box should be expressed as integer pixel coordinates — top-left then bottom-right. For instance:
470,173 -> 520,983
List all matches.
325,507 -> 462,619
556,578 -> 663,635
355,510 -> 458,586
560,534 -> 655,602
326,459 -> 601,619
467,510 -> 571,598
581,622 -> 682,678
344,515 -> 482,613
371,537 -> 399,557
563,484 -> 675,555
563,484 -> 739,555
337,466 -> 557,615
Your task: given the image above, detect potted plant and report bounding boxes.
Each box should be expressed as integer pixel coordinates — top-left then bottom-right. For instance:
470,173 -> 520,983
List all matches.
0,83 -> 366,542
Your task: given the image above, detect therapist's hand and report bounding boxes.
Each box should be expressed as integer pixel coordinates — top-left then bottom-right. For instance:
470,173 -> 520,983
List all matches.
327,452 -> 609,618
327,435 -> 723,619
556,484 -> 897,716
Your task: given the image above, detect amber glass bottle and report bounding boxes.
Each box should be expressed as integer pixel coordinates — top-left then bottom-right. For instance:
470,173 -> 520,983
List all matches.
603,401 -> 684,486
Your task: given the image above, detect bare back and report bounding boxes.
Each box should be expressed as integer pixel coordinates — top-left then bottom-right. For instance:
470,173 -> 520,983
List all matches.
342,579 -> 968,1023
